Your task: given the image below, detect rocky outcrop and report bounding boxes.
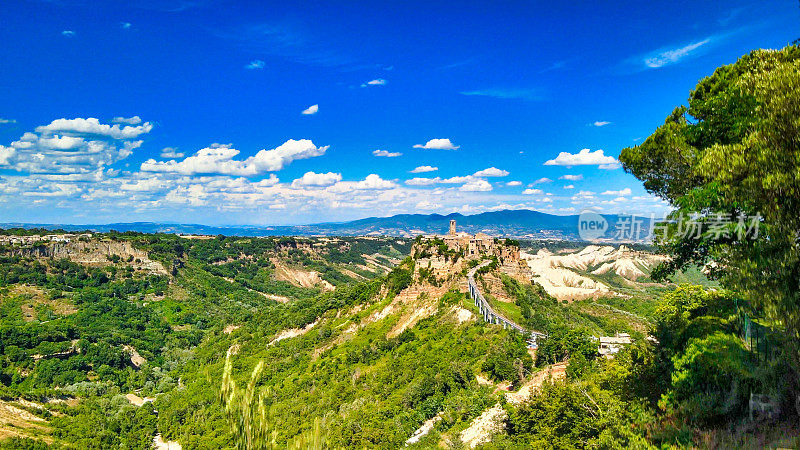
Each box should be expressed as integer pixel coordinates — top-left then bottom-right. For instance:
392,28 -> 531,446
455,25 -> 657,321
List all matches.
15,240 -> 166,274
272,260 -> 334,291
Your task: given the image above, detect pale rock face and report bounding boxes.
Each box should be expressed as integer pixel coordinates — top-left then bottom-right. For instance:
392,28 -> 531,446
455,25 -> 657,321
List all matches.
272,260 -> 334,291
16,239 -> 167,274
521,245 -> 668,300
591,259 -> 646,279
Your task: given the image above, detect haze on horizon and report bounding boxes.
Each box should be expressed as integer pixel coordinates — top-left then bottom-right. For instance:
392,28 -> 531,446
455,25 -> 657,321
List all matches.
0,0 -> 797,226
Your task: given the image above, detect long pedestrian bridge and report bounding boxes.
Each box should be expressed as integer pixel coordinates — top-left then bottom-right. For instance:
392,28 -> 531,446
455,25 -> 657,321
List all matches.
467,262 -> 546,348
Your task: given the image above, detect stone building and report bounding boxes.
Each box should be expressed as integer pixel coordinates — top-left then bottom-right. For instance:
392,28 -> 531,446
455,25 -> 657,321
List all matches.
411,219 -> 530,284
440,220 -> 520,261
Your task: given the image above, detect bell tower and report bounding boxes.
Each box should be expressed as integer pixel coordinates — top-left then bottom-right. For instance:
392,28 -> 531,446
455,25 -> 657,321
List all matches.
449,219 -> 456,236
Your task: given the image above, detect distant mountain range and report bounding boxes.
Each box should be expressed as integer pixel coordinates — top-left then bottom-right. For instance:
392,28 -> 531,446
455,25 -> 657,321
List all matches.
0,209 -> 657,241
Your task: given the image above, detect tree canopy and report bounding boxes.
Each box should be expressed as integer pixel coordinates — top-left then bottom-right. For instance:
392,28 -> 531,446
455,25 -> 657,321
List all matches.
619,45 -> 800,359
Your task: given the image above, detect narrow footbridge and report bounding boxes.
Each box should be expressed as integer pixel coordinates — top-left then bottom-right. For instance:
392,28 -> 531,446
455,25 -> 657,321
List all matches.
467,262 -> 546,348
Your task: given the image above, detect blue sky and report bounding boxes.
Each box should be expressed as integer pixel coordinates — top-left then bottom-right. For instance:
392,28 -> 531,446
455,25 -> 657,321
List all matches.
0,0 -> 797,225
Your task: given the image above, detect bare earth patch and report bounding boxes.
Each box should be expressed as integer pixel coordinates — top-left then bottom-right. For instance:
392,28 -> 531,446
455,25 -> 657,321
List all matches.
475,374 -> 493,386
460,403 -> 507,448
451,305 -> 475,324
386,284 -> 449,338
406,412 -> 443,445
269,319 -> 319,345
125,393 -> 155,407
263,294 -> 290,303
153,434 -> 182,449
505,361 -> 568,405
0,399 -> 51,443
478,272 -> 515,303
223,324 -> 241,334
521,245 -> 669,301
522,249 -> 610,301
272,261 -> 334,291
123,345 -> 146,368
28,240 -> 167,274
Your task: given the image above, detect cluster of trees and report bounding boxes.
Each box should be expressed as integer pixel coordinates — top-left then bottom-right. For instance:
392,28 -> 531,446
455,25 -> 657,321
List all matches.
490,283 -> 784,448
0,256 -> 168,296
205,257 -> 320,299
0,227 -> 72,236
0,248 -> 201,448
413,236 -> 463,263
481,46 -> 800,445
482,332 -> 533,386
620,45 -> 800,385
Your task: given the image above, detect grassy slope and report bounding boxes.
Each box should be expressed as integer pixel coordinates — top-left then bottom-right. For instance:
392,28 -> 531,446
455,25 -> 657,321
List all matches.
0,235 -> 414,447
158,289 -> 509,448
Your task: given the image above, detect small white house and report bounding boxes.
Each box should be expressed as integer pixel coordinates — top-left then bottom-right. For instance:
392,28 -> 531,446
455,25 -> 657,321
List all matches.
598,332 -> 632,357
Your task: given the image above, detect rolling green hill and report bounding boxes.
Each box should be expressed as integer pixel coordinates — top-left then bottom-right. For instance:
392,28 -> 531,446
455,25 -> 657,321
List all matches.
0,230 -> 792,448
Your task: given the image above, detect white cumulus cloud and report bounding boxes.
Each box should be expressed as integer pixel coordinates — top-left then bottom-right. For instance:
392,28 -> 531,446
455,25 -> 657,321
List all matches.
373,149 -> 402,157
0,146 -> 16,165
532,177 -> 552,185
473,167 -> 509,177
112,116 -> 142,125
301,104 -> 319,115
592,121 -> 611,127
559,174 -> 583,181
140,139 -> 329,176
506,181 -> 522,186
460,179 -> 492,192
331,174 -> 397,192
355,174 -> 395,189
0,117 -> 151,174
410,165 -> 437,173
37,117 -> 153,140
544,148 -> 619,167
405,177 -> 441,186
160,147 -> 184,159
601,188 -> 632,196
523,188 -> 543,195
361,78 -> 386,87
413,138 -> 459,150
292,171 -> 342,187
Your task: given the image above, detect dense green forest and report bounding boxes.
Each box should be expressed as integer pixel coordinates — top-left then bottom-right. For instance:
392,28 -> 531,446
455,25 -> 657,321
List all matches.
0,234 -> 414,448
1,44 -> 800,449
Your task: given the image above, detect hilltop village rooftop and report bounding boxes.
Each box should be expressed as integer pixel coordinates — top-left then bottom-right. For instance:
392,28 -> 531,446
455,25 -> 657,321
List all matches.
419,220 -> 520,262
